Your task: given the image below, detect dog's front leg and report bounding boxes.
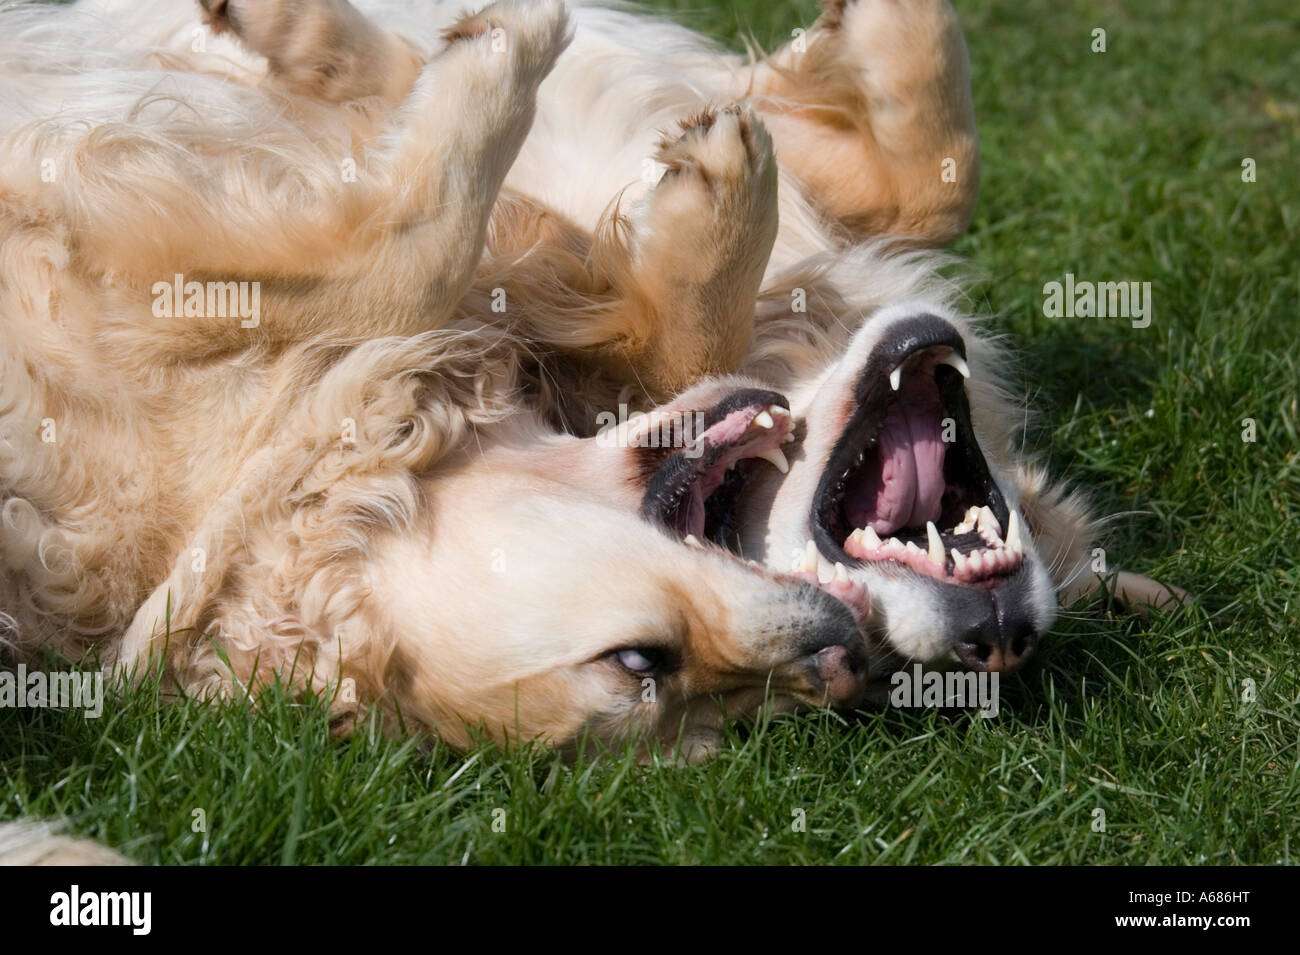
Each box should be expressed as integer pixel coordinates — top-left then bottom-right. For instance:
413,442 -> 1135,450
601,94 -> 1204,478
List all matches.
120,1 -> 573,360
585,107 -> 780,399
341,1 -> 574,333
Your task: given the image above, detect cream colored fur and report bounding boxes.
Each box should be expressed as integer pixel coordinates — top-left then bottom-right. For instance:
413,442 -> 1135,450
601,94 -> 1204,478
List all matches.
0,0 -> 1182,757
1,0 -> 873,754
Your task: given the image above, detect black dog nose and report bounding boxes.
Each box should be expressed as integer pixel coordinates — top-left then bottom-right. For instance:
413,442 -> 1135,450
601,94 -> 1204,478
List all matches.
797,588 -> 870,706
954,608 -> 1037,673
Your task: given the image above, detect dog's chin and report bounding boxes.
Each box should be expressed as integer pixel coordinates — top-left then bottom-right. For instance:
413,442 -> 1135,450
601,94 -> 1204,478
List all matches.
790,313 -> 1058,674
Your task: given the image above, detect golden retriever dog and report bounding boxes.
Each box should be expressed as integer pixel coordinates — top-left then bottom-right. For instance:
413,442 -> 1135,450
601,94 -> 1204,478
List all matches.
0,0 -> 876,757
198,0 -> 1179,677
0,0 -> 1180,757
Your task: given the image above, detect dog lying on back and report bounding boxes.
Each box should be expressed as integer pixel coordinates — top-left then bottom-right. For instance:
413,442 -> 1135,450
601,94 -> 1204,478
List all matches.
0,0 -> 873,757
0,0 -> 1181,756
203,0 -> 1181,677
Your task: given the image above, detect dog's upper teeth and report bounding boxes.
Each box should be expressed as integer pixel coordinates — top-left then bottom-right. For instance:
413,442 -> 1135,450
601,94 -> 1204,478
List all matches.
817,554 -> 835,584
1006,509 -> 1022,552
684,534 -> 703,549
939,353 -> 971,379
753,411 -> 775,429
769,405 -> 791,419
977,506 -> 1001,537
804,539 -> 819,571
926,521 -> 945,567
889,366 -> 902,391
792,539 -> 819,574
756,447 -> 789,473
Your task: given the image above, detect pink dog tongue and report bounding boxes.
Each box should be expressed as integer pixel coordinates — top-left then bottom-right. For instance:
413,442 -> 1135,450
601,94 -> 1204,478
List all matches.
867,393 -> 946,535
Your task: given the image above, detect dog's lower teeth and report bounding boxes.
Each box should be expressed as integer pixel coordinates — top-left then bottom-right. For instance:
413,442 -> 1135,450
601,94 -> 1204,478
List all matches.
842,518 -> 1026,583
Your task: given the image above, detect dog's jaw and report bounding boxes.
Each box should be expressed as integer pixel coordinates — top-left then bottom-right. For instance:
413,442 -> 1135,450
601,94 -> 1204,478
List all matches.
743,302 -> 1061,675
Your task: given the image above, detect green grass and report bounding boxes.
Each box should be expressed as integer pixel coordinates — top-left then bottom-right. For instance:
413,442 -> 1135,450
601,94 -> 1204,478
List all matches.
3,0 -> 1298,864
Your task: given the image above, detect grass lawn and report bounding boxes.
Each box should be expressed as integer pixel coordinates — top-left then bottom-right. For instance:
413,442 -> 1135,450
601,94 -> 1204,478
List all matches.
2,0 -> 1297,865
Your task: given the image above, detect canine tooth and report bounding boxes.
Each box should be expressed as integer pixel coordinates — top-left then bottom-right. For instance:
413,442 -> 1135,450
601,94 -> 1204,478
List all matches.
833,562 -> 849,583
756,447 -> 789,474
926,522 -> 945,567
889,366 -> 902,391
939,353 -> 971,379
977,506 -> 1001,537
802,539 -> 819,571
753,411 -> 775,429
861,526 -> 882,550
1006,509 -> 1022,552
769,405 -> 791,419
683,534 -> 703,549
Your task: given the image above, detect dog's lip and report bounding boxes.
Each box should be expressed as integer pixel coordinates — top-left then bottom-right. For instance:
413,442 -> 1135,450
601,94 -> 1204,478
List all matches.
640,389 -> 793,544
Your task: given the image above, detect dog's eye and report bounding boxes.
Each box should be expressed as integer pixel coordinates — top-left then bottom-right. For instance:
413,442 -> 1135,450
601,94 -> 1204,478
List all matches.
614,647 -> 663,673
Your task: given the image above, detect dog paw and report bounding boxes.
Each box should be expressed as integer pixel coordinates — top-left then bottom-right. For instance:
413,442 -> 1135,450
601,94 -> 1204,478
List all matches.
199,0 -> 310,59
611,105 -> 778,396
199,0 -> 419,102
643,105 -> 778,274
654,106 -> 775,204
814,0 -> 965,93
438,0 -> 571,81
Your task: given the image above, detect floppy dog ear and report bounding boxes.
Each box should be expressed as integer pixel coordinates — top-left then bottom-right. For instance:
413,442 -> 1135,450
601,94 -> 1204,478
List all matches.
117,330 -> 520,714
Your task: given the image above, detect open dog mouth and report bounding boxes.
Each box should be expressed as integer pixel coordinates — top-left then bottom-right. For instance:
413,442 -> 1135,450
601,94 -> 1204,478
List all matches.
811,316 -> 1025,589
641,389 -> 794,546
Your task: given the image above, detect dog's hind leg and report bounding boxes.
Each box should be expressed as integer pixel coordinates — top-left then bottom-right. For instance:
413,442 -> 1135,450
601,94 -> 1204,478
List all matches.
745,0 -> 979,245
